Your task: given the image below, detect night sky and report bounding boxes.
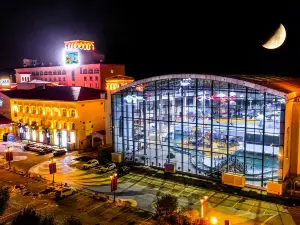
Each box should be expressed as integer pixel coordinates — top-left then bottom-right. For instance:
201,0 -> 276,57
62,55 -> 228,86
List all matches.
1,1 -> 299,79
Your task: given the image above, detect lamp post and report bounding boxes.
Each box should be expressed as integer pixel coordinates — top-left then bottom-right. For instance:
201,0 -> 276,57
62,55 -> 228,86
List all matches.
110,173 -> 118,202
5,147 -> 13,169
200,195 -> 208,224
49,158 -> 56,184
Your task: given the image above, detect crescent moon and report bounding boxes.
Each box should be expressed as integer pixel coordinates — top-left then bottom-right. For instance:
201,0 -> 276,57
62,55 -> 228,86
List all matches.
262,24 -> 286,50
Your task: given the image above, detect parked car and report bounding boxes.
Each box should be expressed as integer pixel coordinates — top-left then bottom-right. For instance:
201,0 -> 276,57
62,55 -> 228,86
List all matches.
117,166 -> 130,177
55,187 -> 76,199
98,163 -> 116,173
83,159 -> 99,169
53,149 -> 66,157
38,148 -> 53,155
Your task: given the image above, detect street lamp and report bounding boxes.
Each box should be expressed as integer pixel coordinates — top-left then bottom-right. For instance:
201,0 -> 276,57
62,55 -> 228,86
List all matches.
110,173 -> 118,202
200,195 -> 208,220
49,158 -> 57,184
5,147 -> 13,169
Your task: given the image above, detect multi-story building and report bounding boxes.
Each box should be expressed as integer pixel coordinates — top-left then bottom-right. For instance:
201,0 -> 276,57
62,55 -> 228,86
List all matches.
2,86 -> 107,149
15,40 -> 125,90
15,63 -> 125,90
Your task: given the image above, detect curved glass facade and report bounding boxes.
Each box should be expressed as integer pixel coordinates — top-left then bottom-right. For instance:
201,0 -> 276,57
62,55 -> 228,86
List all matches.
112,78 -> 285,187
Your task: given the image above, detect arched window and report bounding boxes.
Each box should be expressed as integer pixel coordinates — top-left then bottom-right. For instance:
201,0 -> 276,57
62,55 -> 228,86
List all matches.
40,71 -> 43,75
32,106 -> 36,114
62,109 -> 67,116
64,123 -> 67,129
53,71 -> 57,75
71,109 -> 76,117
83,69 -> 87,74
57,70 -> 61,75
62,70 -> 66,75
72,123 -> 75,130
26,106 -> 29,113
48,71 -> 52,75
88,69 -> 93,74
39,107 -> 43,114
94,69 -> 100,74
44,71 -> 48,75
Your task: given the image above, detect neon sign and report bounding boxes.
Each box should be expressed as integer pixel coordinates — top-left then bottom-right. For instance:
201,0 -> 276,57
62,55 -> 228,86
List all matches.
0,79 -> 10,85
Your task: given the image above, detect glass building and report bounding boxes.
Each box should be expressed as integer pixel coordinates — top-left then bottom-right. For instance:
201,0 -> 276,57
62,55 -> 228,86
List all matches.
112,75 -> 286,188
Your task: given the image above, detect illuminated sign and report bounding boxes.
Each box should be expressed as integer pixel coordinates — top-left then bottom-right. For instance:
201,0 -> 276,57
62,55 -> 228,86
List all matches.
64,40 -> 95,51
0,79 -> 10,85
180,78 -> 192,86
124,95 -> 143,103
64,49 -> 79,66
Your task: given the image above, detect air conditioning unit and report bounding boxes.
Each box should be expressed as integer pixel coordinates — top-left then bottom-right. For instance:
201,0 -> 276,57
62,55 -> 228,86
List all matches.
222,172 -> 245,188
267,182 -> 283,195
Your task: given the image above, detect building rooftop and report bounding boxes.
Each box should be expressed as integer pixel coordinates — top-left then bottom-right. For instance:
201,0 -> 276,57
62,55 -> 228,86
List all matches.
1,86 -> 106,102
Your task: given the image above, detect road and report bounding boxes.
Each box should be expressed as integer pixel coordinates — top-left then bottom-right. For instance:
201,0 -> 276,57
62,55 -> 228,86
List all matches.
0,142 -> 298,225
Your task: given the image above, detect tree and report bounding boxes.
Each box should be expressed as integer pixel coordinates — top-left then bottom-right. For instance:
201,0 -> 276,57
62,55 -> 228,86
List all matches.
12,208 -> 41,225
154,193 -> 178,218
63,215 -> 82,225
12,208 -> 55,225
0,186 -> 10,216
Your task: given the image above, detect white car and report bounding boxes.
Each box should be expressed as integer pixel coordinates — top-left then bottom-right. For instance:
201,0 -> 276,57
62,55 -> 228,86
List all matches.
55,187 -> 76,199
98,163 -> 116,173
83,159 -> 99,169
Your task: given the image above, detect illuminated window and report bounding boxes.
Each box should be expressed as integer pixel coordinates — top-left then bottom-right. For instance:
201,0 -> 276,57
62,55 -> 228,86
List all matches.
26,106 -> 29,113
88,69 -> 93,74
48,71 -> 52,75
110,69 -> 114,74
40,71 -> 43,75
84,77 -> 87,81
95,76 -> 98,81
62,109 -> 67,117
72,123 -> 75,130
53,71 -> 57,75
62,70 -> 66,75
94,69 -> 99,74
71,110 -> 75,117
83,69 -> 87,74
57,70 -> 61,75
44,71 -> 48,75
